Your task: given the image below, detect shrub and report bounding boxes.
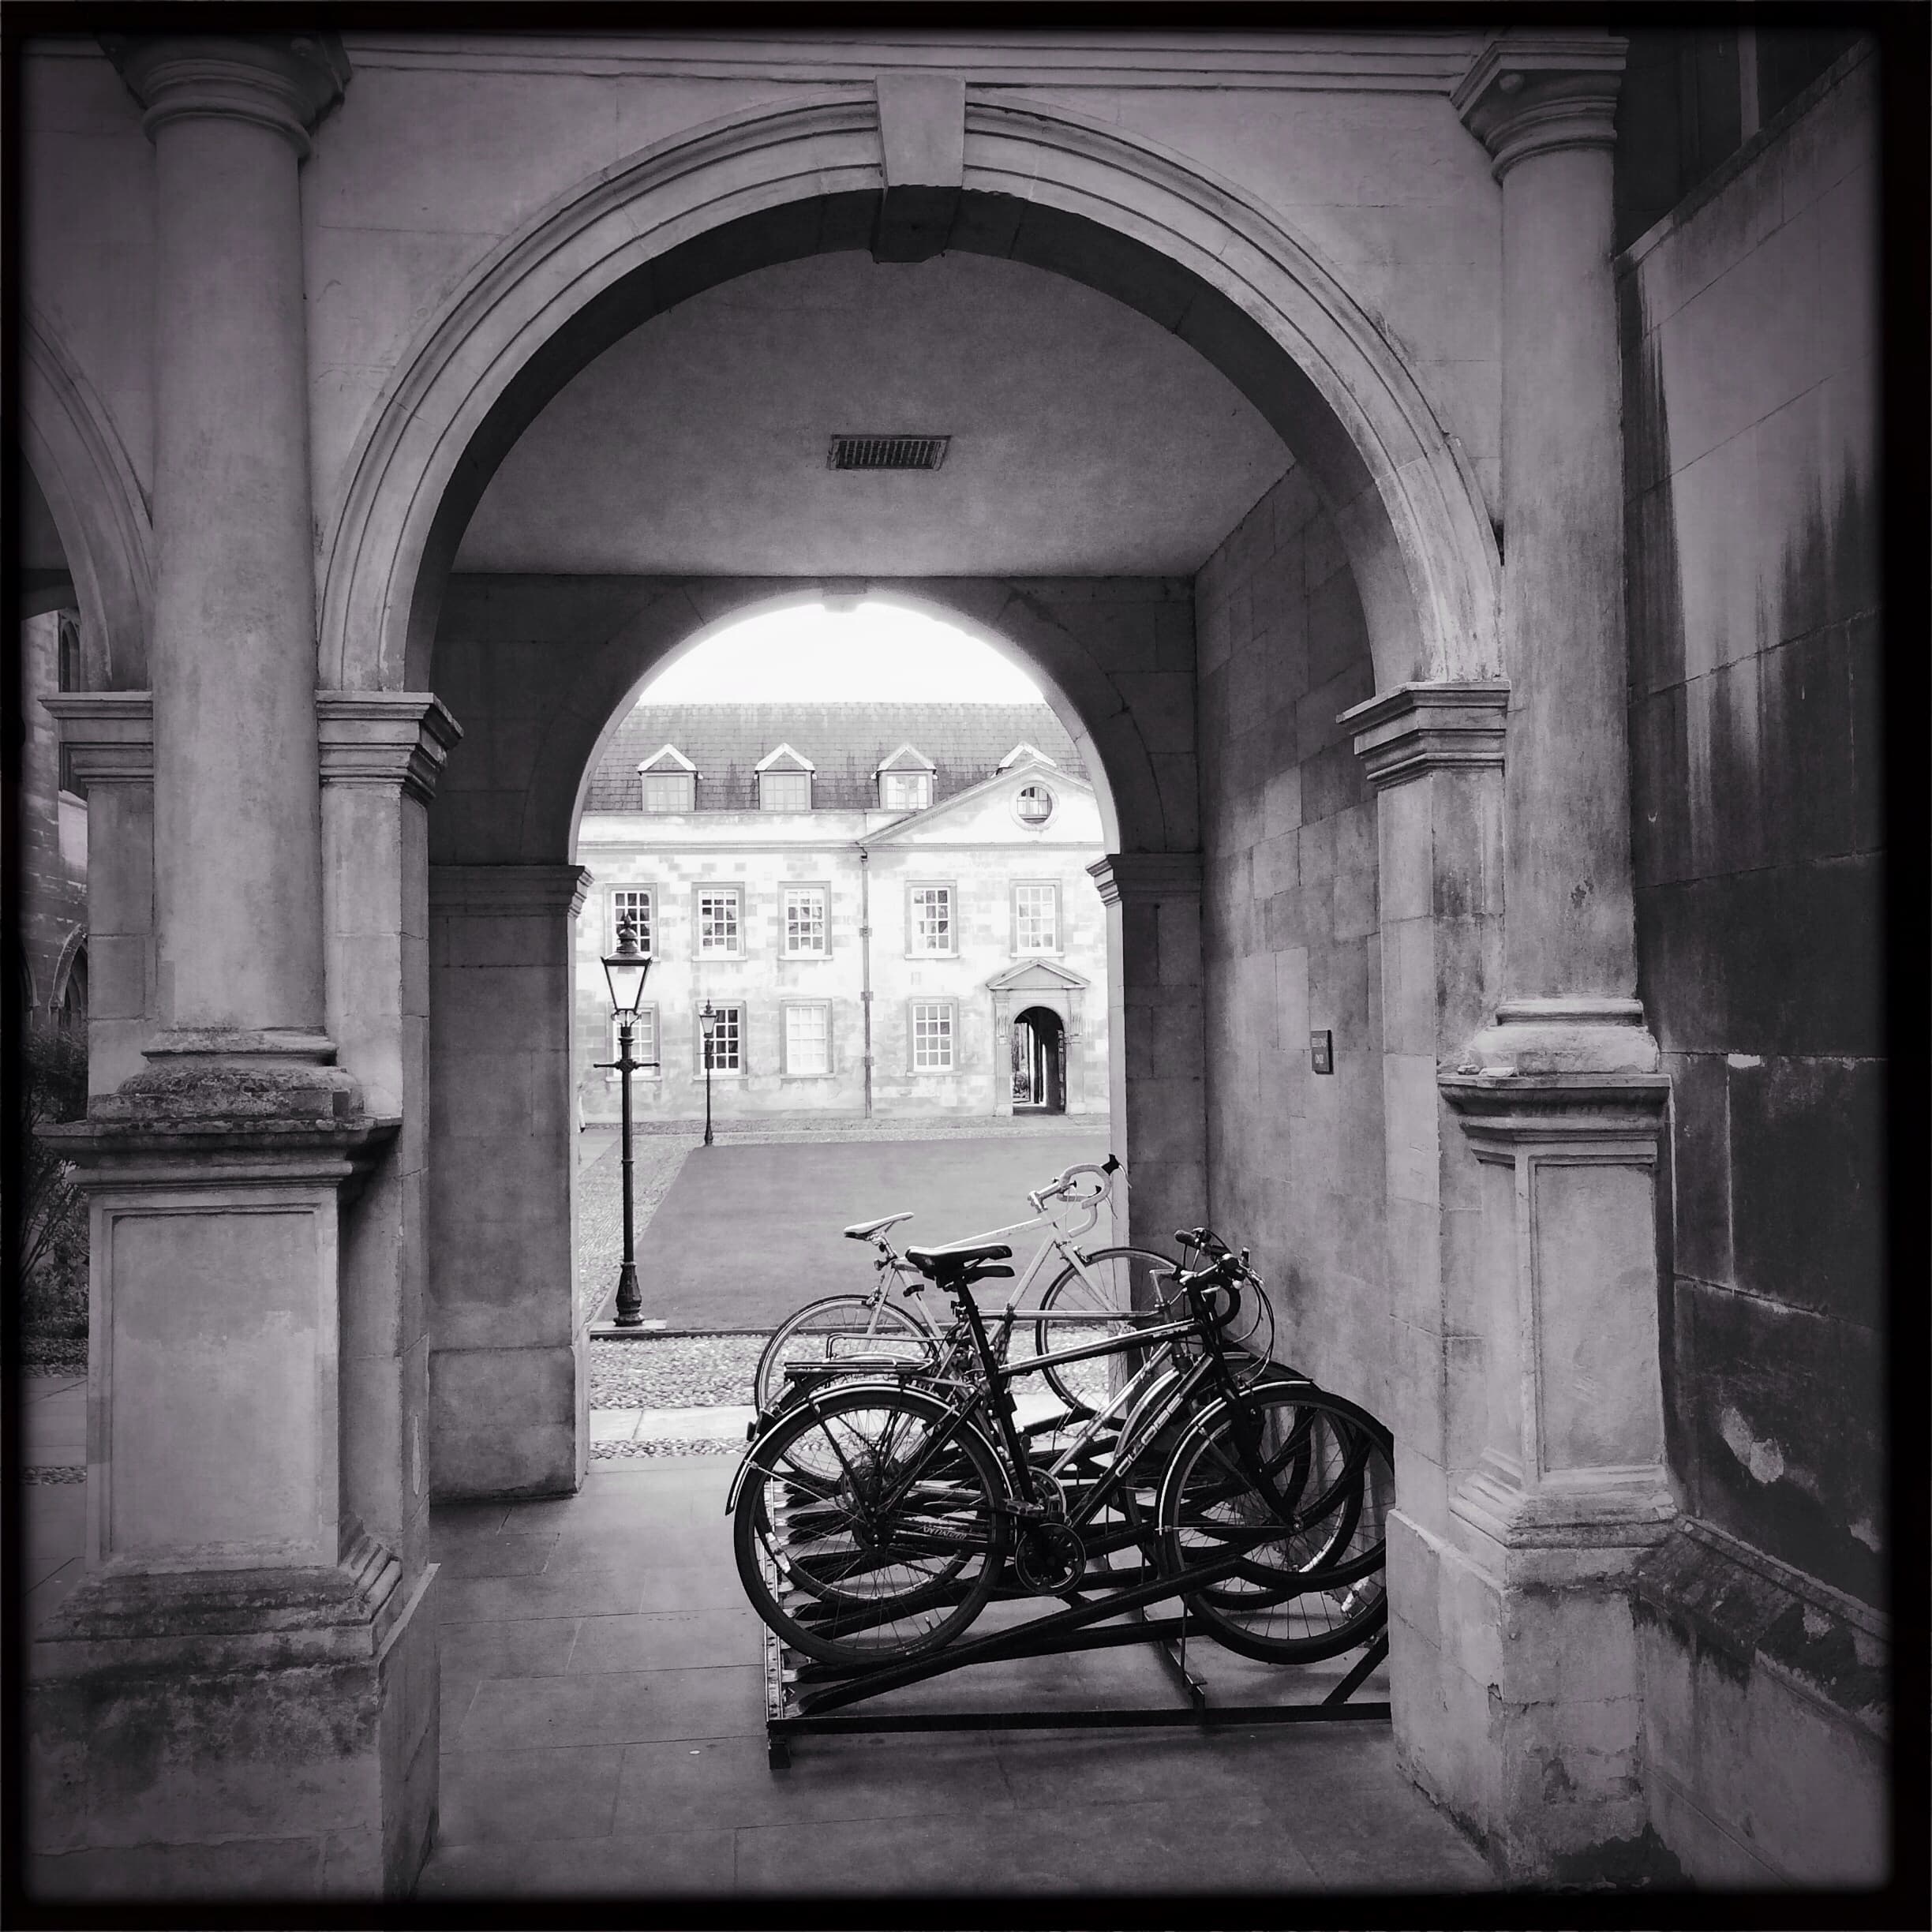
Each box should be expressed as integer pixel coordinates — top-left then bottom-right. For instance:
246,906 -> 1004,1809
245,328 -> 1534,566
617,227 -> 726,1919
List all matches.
17,1028 -> 88,1338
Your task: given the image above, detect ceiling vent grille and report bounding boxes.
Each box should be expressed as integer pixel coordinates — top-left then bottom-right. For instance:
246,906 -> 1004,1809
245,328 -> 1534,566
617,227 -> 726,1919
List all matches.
828,434 -> 950,472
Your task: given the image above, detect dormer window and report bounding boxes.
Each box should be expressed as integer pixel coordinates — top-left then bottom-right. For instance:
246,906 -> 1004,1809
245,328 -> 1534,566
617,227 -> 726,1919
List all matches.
638,744 -> 696,812
876,743 -> 936,811
998,743 -> 1058,773
756,743 -> 814,811
881,771 -> 931,811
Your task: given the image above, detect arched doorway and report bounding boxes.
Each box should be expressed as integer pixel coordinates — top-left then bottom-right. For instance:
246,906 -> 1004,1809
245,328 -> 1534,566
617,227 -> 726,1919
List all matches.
1011,1005 -> 1066,1114
331,93 -> 1499,1617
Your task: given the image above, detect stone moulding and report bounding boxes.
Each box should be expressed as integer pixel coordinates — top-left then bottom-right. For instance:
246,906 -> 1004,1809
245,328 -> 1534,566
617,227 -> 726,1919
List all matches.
316,691 -> 463,804
1087,850 -> 1203,905
1340,678 -> 1508,790
1451,30 -> 1628,181
103,32 -> 352,158
39,690 -> 155,784
428,862 -> 592,920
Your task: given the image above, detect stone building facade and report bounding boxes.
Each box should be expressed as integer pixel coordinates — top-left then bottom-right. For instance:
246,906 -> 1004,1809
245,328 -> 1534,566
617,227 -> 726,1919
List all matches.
16,19 -> 1900,1904
572,700 -> 1109,1124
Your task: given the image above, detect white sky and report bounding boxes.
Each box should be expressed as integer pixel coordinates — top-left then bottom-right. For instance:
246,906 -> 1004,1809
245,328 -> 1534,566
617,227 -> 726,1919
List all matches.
637,598 -> 1044,703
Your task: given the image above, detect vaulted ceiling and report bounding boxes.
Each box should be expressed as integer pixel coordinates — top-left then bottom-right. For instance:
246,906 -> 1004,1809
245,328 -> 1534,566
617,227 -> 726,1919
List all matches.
455,249 -> 1291,578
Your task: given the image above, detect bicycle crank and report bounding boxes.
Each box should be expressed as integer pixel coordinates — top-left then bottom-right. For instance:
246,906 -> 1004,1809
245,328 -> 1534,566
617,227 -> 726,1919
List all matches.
1013,1520 -> 1087,1593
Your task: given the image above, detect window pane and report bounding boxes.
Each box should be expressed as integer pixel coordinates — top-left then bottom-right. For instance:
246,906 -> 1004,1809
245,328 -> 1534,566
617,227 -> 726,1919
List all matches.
882,772 -> 930,810
612,1009 -> 657,1065
910,886 -> 952,953
912,1001 -> 954,1070
1016,884 -> 1058,953
784,1003 -> 829,1075
609,889 -> 653,954
761,771 -> 811,811
641,770 -> 693,811
707,1005 -> 742,1072
1015,783 -> 1054,823
698,890 -> 740,953
784,887 -> 826,955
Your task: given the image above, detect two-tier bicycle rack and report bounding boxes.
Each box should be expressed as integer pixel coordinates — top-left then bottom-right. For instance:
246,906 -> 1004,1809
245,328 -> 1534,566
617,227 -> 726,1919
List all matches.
756,1404 -> 1391,1769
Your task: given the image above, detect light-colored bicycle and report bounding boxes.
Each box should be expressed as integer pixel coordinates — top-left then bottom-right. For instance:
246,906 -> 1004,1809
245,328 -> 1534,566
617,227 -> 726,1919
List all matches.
751,1156 -> 1185,1421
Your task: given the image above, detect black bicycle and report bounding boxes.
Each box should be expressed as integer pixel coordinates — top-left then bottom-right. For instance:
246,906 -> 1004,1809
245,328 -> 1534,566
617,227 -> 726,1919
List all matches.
729,1228 -> 1392,1672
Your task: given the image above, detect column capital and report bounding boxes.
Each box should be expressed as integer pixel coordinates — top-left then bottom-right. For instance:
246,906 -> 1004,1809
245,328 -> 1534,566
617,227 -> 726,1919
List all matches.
102,32 -> 350,157
316,692 -> 463,806
1342,680 -> 1508,792
429,863 -> 592,921
1451,31 -> 1627,181
41,690 -> 153,787
1086,851 -> 1202,907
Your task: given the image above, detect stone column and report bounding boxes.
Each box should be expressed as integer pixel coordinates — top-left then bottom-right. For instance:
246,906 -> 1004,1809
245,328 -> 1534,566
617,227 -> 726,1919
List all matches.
40,693 -> 155,1095
428,863 -> 590,1499
114,32 -> 346,1062
1433,33 -> 1678,1882
29,39 -> 438,1903
1087,853 -> 1204,1259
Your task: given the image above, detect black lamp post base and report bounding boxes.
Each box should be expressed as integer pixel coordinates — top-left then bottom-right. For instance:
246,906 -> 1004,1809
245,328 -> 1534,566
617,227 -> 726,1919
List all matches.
612,1260 -> 644,1328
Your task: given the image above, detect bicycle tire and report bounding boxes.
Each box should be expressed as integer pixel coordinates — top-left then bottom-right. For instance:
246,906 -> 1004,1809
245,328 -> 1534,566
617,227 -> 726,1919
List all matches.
1156,1383 -> 1393,1664
753,1293 -> 938,1417
734,1383 -> 1010,1668
1030,1247 -> 1178,1416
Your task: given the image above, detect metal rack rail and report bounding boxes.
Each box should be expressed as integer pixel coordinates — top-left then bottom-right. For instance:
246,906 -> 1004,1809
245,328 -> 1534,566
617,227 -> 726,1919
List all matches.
761,1536 -> 1390,1769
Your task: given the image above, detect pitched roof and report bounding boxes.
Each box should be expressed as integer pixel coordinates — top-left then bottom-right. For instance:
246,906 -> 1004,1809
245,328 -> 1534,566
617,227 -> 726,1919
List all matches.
584,702 -> 1088,813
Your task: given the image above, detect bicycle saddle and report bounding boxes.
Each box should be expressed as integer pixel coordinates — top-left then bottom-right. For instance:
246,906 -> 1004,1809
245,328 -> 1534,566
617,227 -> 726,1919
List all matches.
843,1211 -> 915,1241
904,1239 -> 1013,1279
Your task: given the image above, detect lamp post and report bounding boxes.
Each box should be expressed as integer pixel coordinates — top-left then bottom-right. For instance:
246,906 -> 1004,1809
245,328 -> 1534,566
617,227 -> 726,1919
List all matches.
599,918 -> 655,1328
699,1001 -> 717,1148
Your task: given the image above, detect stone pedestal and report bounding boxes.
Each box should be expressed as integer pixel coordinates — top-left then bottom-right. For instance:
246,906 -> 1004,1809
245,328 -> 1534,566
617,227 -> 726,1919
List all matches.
427,863 -> 590,1498
1087,852 -> 1205,1255
30,1104 -> 437,1900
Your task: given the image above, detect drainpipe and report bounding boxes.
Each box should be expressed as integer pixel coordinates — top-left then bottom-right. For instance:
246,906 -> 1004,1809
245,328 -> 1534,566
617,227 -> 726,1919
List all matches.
857,844 -> 874,1119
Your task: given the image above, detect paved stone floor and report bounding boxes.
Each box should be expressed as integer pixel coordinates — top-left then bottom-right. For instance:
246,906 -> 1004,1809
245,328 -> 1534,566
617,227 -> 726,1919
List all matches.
421,1455 -> 1496,1902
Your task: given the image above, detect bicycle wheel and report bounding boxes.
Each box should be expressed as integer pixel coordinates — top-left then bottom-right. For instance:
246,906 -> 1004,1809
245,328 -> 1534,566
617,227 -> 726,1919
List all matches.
753,1294 -> 938,1417
1030,1248 -> 1178,1416
1157,1383 -> 1393,1664
735,1383 -> 1009,1668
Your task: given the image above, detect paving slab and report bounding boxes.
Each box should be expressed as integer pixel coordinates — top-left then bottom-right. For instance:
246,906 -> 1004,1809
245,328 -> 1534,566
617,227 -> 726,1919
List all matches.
417,1461 -> 1496,1901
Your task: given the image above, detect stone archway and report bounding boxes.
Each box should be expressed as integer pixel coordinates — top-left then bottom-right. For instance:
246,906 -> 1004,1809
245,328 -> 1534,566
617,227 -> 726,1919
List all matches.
319,93 -> 1499,699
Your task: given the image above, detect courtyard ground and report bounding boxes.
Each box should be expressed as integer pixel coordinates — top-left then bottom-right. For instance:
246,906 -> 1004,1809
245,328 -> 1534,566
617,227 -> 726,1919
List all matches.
18,1114 -> 1492,1900
579,1123 -> 1112,1329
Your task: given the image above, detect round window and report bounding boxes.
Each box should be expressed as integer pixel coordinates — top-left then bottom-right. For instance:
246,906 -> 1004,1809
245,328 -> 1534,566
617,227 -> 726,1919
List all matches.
1013,782 -> 1054,827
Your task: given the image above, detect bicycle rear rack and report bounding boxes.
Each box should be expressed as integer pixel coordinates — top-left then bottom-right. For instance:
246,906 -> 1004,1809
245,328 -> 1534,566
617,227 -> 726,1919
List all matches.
760,1525 -> 1390,1769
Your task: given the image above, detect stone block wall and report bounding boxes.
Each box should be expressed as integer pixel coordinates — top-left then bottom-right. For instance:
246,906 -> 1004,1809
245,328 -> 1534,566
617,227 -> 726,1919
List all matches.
1619,47 -> 1887,1884
1196,468 -> 1388,1420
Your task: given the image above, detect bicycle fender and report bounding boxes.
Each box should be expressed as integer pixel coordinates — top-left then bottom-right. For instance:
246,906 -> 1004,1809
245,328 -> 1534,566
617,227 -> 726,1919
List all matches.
724,1380 -> 1013,1514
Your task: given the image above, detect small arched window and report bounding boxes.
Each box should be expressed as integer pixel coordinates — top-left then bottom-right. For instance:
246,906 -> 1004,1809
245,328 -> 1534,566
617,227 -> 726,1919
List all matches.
57,615 -> 82,692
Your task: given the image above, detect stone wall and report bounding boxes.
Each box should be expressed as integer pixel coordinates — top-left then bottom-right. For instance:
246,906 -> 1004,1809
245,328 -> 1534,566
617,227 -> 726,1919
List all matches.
1619,47 -> 1886,1884
1196,468 -> 1388,1421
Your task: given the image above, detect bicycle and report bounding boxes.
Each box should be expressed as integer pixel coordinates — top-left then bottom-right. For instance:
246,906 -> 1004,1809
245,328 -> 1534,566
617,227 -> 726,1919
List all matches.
750,1155 -> 1187,1421
729,1227 -> 1391,1673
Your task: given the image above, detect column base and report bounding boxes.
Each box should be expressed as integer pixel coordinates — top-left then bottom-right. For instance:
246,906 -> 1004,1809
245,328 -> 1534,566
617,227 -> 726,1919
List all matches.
1392,1506 -> 1685,1885
1457,995 -> 1659,1076
28,1552 -> 440,1901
